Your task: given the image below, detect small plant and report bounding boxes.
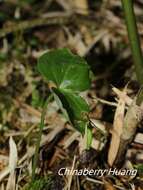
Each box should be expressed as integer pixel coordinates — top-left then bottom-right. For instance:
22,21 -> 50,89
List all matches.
24,175 -> 53,190
31,48 -> 92,181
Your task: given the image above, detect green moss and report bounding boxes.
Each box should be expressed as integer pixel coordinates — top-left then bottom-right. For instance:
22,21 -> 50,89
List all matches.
23,175 -> 53,190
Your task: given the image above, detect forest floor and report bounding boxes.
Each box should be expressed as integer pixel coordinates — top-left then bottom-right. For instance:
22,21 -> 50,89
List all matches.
0,0 -> 143,189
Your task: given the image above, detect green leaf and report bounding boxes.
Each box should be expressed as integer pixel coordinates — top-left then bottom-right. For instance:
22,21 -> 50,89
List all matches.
53,88 -> 89,132
75,120 -> 89,134
37,48 -> 91,137
37,48 -> 90,92
53,90 -> 70,122
60,89 -> 90,121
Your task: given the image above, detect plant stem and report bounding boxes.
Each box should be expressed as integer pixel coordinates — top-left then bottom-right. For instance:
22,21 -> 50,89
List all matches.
121,0 -> 143,85
31,94 -> 53,182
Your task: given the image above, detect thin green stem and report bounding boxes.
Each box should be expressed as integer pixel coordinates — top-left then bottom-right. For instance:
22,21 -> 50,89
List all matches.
121,0 -> 143,84
31,94 -> 53,182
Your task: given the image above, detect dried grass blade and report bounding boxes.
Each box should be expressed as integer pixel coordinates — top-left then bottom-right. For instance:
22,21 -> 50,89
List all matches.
6,137 -> 18,190
108,89 -> 126,166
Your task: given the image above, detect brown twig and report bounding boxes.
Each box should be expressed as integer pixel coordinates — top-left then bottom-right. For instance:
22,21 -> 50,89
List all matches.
0,12 -> 100,39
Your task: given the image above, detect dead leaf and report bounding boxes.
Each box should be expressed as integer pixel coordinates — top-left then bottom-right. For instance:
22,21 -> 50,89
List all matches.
104,181 -> 117,190
6,137 -> 18,190
64,156 -> 76,190
0,155 -> 9,171
108,88 -> 126,166
62,131 -> 80,149
0,167 -> 10,182
112,87 -> 132,106
113,88 -> 143,166
73,0 -> 89,14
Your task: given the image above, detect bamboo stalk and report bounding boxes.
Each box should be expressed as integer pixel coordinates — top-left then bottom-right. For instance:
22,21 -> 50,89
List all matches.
121,0 -> 143,84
